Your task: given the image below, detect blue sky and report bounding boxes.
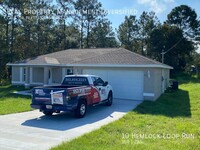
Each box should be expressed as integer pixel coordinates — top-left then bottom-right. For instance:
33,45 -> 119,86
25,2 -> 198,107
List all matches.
99,0 -> 200,53
99,0 -> 200,30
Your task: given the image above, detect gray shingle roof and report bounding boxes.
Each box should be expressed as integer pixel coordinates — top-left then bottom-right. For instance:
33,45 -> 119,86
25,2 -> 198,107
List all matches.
9,48 -> 172,68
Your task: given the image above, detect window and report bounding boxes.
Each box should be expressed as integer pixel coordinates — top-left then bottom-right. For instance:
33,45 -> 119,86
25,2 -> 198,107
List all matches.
67,69 -> 73,75
62,77 -> 89,86
92,77 -> 104,86
96,77 -> 104,86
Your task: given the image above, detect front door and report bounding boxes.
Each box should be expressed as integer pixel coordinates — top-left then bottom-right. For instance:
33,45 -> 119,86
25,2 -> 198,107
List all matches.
48,68 -> 52,84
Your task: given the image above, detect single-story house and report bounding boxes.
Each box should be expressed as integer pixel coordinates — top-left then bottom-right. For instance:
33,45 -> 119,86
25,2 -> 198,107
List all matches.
7,48 -> 173,101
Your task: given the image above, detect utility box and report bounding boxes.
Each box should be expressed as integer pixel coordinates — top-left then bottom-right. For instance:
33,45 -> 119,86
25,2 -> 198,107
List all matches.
172,81 -> 178,90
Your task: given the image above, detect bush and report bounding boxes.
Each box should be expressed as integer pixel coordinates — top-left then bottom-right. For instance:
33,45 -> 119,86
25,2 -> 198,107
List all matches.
0,78 -> 11,86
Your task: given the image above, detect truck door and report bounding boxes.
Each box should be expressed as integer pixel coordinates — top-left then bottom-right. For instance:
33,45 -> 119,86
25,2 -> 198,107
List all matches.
92,77 -> 107,101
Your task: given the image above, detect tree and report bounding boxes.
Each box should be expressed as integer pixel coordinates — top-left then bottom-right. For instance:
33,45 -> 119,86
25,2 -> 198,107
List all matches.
0,13 -> 9,81
117,15 -> 138,51
138,11 -> 160,55
52,24 -> 80,51
89,18 -> 118,48
73,0 -> 105,48
149,24 -> 194,70
56,0 -> 74,50
167,5 -> 200,39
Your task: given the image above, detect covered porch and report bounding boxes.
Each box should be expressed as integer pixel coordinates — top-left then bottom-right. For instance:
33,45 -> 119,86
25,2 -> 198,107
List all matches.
11,66 -> 82,87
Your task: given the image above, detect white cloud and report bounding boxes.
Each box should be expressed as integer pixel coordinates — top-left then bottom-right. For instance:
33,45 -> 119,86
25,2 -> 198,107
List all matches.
137,0 -> 175,14
164,0 -> 175,3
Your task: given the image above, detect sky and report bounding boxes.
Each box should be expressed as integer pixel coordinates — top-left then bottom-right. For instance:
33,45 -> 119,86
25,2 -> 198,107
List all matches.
99,0 -> 200,52
99,0 -> 200,29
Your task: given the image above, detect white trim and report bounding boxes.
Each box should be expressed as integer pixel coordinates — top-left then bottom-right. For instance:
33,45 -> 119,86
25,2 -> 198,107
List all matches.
7,63 -> 173,69
30,82 -> 43,85
12,81 -> 24,84
49,83 -> 60,86
24,83 -> 30,86
143,93 -> 155,97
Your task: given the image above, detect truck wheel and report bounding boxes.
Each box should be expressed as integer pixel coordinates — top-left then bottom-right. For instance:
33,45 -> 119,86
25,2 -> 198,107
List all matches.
106,92 -> 113,106
43,111 -> 53,116
75,100 -> 87,118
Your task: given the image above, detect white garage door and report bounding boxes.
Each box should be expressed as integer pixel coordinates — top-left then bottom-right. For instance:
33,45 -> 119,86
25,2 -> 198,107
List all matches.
83,69 -> 144,100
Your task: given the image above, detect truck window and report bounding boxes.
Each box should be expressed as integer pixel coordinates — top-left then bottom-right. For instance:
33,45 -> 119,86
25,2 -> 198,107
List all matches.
96,77 -> 104,86
62,77 -> 89,86
92,77 -> 104,86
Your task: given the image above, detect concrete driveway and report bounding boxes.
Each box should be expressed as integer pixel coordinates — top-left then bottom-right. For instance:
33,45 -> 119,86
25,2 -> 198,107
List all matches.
0,99 -> 142,150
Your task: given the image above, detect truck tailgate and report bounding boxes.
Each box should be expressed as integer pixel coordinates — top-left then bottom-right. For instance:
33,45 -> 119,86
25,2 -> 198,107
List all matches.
32,88 -> 67,105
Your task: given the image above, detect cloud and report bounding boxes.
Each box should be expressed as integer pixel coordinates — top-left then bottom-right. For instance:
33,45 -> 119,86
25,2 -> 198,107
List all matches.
137,0 -> 175,14
164,0 -> 175,3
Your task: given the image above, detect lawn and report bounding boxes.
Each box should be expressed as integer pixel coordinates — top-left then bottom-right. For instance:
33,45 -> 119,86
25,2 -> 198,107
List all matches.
52,75 -> 200,150
0,85 -> 33,115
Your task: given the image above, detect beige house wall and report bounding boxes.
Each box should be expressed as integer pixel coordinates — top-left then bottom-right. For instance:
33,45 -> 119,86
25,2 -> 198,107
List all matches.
143,68 -> 170,100
52,68 -> 62,84
32,67 -> 44,83
12,66 -> 20,82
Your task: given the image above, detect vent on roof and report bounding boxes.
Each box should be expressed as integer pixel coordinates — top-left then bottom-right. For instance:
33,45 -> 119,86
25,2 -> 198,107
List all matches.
45,57 -> 60,64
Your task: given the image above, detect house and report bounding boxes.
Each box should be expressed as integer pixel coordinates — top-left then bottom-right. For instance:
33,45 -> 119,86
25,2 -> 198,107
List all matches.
7,48 -> 173,101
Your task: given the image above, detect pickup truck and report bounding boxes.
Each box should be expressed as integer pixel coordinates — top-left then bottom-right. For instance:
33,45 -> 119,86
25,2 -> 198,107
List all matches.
31,75 -> 113,118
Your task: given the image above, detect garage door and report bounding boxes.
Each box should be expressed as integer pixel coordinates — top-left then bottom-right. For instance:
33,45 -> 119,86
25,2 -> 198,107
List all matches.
83,69 -> 144,100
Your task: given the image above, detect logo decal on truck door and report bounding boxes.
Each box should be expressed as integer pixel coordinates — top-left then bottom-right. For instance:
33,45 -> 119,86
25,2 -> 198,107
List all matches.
91,86 -> 100,103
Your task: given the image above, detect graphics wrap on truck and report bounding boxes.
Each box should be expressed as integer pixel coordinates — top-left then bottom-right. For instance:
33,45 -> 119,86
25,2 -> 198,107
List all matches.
31,75 -> 113,118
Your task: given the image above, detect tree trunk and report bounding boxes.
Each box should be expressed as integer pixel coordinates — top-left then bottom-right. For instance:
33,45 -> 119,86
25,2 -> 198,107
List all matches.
10,7 -> 16,62
80,16 -> 84,48
63,20 -> 66,49
5,9 -> 9,48
86,21 -> 90,48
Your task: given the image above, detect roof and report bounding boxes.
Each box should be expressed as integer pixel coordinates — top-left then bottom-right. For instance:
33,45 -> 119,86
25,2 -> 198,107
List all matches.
7,48 -> 172,69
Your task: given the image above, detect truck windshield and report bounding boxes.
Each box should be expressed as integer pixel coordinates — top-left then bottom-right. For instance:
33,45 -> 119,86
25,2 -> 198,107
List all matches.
62,77 -> 89,86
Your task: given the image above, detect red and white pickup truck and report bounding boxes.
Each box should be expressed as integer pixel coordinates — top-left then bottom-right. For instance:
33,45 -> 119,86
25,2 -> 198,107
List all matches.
31,75 -> 113,118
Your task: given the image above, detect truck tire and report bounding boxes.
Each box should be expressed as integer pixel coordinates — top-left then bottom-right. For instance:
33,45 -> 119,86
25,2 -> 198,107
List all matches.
106,92 -> 113,106
75,100 -> 87,118
43,111 -> 53,116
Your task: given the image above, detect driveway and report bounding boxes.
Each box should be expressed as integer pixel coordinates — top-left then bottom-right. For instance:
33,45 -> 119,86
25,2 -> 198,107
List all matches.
0,99 -> 142,150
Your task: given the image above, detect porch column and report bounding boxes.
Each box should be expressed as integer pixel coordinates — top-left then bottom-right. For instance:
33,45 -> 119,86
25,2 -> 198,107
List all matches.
24,67 -> 29,88
30,67 -> 33,84
19,67 -> 23,83
62,68 -> 66,79
44,67 -> 49,85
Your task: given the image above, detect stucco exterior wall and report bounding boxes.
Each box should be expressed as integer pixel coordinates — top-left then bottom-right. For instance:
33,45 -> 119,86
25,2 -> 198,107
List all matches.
32,68 -> 44,83
144,68 -> 170,101
12,66 -> 20,81
52,68 -> 62,83
153,69 -> 163,100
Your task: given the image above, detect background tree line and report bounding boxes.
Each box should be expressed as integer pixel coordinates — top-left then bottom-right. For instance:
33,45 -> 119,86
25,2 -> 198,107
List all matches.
0,0 -> 200,84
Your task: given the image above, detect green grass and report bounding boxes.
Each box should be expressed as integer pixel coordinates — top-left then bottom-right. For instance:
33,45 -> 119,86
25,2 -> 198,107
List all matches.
0,85 -> 33,115
52,77 -> 200,150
